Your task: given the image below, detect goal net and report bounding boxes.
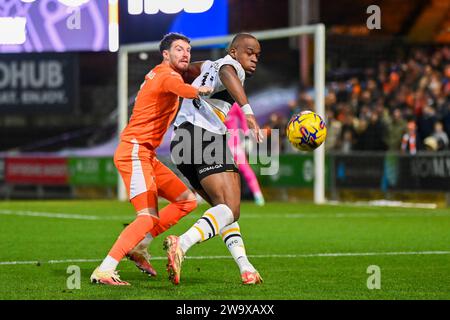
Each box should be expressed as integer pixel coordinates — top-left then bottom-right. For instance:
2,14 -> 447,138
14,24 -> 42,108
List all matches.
117,25 -> 326,204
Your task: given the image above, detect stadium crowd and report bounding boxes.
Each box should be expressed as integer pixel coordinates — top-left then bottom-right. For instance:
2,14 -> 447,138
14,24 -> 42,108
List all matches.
267,46 -> 450,153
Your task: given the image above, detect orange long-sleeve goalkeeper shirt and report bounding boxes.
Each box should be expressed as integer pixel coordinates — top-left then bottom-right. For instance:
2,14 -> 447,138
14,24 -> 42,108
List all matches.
120,63 -> 199,149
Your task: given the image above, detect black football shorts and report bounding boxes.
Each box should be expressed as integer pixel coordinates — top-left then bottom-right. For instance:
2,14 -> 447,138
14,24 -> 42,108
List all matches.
170,122 -> 239,190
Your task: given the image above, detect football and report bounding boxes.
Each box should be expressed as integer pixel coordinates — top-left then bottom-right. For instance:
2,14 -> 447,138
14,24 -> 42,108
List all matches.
286,111 -> 327,151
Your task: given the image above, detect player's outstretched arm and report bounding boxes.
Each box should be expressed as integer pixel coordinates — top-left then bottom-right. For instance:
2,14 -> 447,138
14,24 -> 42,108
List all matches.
219,65 -> 263,142
163,72 -> 211,99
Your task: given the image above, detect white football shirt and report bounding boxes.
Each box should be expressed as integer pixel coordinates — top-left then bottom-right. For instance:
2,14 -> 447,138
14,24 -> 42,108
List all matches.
173,55 -> 246,135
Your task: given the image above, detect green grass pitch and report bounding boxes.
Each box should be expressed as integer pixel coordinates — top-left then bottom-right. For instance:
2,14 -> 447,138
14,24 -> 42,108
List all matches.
0,200 -> 449,300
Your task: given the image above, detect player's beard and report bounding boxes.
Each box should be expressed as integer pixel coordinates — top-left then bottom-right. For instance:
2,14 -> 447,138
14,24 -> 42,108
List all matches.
168,51 -> 189,73
178,62 -> 189,72
173,60 -> 189,73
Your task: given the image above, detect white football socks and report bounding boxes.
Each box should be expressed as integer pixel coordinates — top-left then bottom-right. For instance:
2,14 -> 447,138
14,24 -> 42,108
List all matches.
98,234 -> 154,273
135,233 -> 153,250
179,204 -> 234,254
98,255 -> 119,272
220,222 -> 256,273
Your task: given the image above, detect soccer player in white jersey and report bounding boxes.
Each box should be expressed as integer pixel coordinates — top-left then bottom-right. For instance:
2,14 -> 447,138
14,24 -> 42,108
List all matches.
165,33 -> 264,285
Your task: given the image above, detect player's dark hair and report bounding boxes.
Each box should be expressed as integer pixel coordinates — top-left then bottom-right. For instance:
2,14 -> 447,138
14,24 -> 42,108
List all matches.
159,33 -> 191,53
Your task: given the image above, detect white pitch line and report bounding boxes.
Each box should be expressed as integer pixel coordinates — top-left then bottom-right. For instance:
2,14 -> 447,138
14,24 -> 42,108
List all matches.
327,200 -> 438,209
0,260 -> 42,266
1,209 -> 449,221
234,212 -> 450,219
1,251 -> 449,266
0,210 -> 129,221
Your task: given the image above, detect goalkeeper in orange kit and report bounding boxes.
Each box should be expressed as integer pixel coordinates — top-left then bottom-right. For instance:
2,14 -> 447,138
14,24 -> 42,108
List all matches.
90,33 -> 212,285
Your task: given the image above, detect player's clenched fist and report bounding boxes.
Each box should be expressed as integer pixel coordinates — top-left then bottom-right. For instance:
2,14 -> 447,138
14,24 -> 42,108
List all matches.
198,86 -> 213,96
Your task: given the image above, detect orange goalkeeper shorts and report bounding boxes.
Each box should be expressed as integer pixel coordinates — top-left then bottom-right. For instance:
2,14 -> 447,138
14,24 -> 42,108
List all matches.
114,140 -> 188,212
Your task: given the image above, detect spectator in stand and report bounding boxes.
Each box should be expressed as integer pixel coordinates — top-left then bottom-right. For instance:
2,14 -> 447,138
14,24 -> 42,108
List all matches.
325,90 -> 338,114
443,64 -> 450,95
431,121 -> 449,150
263,112 -> 287,153
401,121 -> 422,155
299,93 -> 315,111
442,102 -> 450,140
424,136 -> 439,151
336,81 -> 350,103
265,46 -> 450,154
417,104 -> 438,143
385,108 -> 407,151
324,109 -> 342,151
366,78 -> 381,102
267,113 -> 286,130
340,130 -> 354,154
356,112 -> 387,151
337,112 -> 358,152
358,90 -> 373,113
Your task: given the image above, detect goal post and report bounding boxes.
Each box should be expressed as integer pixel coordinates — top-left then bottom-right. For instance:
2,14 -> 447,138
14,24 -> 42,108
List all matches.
117,24 -> 326,204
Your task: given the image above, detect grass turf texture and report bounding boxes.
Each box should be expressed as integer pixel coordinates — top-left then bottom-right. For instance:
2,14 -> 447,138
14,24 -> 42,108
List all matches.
0,200 -> 449,300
